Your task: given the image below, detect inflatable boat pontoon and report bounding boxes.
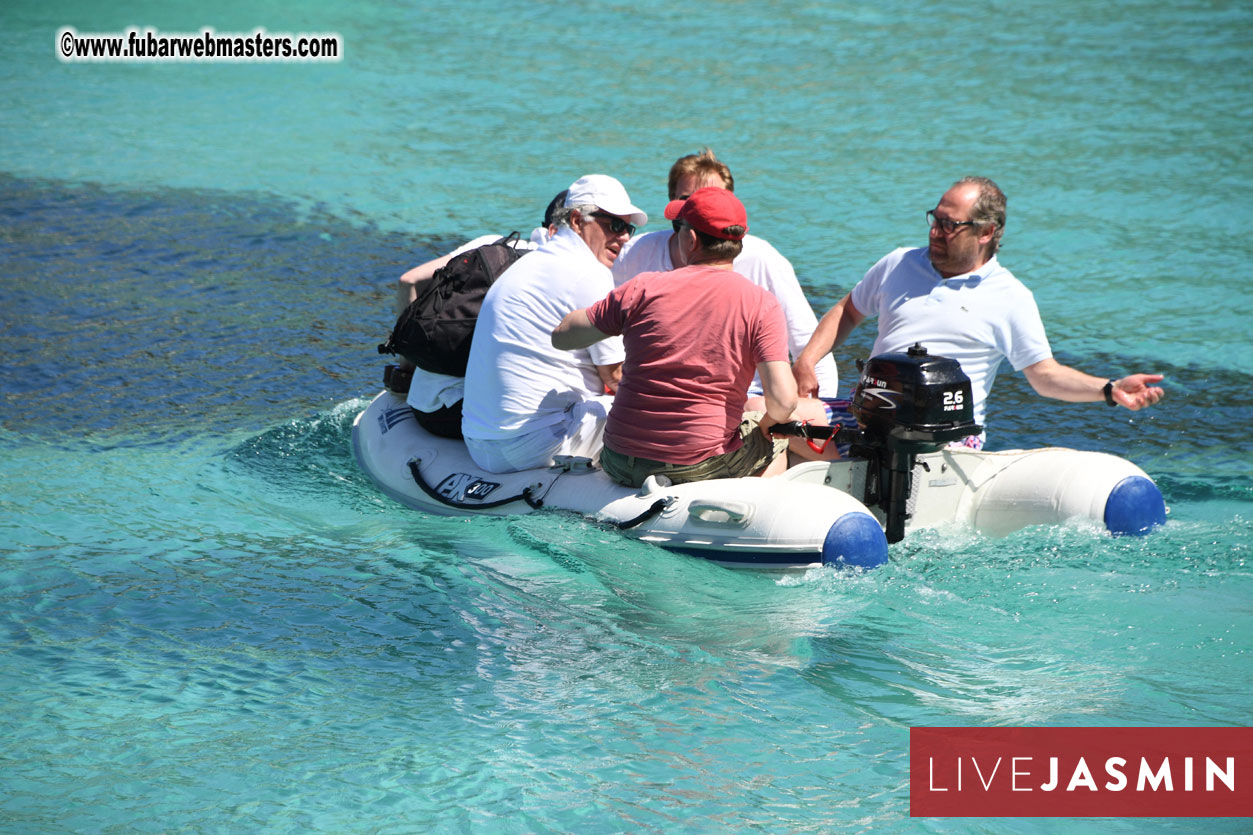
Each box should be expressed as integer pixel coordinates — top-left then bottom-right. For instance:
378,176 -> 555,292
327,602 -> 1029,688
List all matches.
352,346 -> 1166,569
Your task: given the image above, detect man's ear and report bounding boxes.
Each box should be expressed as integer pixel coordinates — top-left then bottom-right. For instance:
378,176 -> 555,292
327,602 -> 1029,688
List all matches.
676,225 -> 699,266
978,223 -> 998,257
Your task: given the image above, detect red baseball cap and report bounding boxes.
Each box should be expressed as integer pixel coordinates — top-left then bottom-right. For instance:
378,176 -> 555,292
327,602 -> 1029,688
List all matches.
663,187 -> 748,240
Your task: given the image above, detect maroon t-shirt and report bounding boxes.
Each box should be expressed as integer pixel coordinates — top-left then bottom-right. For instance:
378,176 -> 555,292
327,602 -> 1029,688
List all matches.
586,265 -> 788,464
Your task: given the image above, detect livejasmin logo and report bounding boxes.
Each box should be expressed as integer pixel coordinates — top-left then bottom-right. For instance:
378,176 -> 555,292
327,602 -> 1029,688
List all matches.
928,751 -> 1234,793
910,727 -> 1253,818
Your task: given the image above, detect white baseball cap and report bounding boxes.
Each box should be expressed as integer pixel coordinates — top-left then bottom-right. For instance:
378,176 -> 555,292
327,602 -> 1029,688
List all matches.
564,174 -> 648,227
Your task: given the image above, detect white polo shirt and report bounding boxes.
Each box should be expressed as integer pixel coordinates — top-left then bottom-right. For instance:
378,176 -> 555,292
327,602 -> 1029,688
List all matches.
613,229 -> 842,397
462,226 -> 624,441
849,247 -> 1053,426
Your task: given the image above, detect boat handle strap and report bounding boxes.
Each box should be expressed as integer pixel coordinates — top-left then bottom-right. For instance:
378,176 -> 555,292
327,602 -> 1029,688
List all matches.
612,497 -> 674,530
407,459 -> 545,510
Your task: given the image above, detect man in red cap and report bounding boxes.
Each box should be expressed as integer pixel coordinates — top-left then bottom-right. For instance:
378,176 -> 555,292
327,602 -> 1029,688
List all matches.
552,187 -> 798,486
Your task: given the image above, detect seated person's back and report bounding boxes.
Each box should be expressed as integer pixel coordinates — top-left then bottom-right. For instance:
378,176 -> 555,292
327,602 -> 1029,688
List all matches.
553,187 -> 797,487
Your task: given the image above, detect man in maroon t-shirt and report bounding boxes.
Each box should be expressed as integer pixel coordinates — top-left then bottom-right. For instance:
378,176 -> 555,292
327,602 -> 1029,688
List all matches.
552,188 -> 797,487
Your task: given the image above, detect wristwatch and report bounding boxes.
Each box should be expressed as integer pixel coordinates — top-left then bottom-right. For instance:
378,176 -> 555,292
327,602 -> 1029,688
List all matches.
1103,379 -> 1117,407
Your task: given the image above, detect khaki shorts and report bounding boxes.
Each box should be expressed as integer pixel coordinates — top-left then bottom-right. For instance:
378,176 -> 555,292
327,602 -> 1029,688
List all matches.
600,411 -> 789,488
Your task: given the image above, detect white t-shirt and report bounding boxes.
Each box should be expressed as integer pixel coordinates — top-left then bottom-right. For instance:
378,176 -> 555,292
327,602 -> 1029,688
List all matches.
461,226 -> 624,441
405,229 -> 545,413
849,247 -> 1053,426
613,229 -> 841,397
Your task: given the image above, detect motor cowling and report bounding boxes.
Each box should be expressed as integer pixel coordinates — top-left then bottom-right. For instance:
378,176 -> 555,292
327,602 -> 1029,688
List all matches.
847,344 -> 983,545
851,343 -> 982,453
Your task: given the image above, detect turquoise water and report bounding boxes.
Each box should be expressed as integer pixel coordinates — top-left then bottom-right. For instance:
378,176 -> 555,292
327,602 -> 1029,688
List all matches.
3,0 -> 1251,831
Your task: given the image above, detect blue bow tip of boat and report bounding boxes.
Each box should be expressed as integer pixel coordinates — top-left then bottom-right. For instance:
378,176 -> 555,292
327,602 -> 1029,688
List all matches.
1104,475 -> 1167,536
823,511 -> 890,569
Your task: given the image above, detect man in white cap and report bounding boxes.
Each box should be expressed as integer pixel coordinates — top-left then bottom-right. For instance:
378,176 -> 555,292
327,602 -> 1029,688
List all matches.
461,174 -> 649,473
553,187 -> 797,487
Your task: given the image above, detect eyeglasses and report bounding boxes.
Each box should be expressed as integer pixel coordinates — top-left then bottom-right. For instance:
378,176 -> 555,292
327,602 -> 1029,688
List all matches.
592,212 -> 636,237
927,210 -> 979,235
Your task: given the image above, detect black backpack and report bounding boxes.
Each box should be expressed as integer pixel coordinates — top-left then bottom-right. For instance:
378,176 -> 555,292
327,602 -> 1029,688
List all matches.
379,233 -> 529,376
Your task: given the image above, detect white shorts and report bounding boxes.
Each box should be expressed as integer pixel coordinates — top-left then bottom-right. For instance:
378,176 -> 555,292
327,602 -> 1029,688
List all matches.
464,396 -> 612,473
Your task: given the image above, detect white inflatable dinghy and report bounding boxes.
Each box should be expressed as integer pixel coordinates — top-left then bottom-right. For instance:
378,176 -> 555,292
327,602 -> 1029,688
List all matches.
352,346 -> 1165,569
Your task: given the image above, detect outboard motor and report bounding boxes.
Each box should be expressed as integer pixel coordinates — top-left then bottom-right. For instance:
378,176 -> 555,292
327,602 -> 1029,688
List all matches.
773,343 -> 983,545
849,343 -> 982,543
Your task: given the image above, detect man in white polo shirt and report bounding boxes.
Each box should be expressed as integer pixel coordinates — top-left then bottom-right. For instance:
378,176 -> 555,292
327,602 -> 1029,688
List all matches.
461,174 -> 648,472
612,148 -> 841,399
793,176 -> 1164,445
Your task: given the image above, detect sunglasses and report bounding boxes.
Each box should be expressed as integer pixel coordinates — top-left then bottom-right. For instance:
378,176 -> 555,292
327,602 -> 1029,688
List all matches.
926,210 -> 979,235
591,212 -> 636,237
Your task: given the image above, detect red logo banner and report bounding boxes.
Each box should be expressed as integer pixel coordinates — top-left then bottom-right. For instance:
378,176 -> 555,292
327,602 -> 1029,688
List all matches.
910,727 -> 1253,818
